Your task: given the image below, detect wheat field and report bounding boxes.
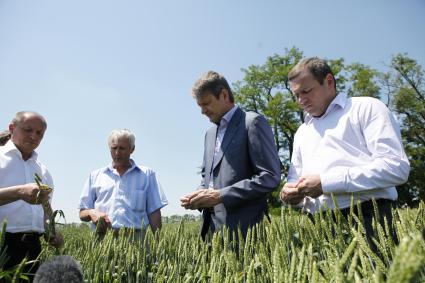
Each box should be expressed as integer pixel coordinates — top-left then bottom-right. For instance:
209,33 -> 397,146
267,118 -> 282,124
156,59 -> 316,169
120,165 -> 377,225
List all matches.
2,202 -> 425,282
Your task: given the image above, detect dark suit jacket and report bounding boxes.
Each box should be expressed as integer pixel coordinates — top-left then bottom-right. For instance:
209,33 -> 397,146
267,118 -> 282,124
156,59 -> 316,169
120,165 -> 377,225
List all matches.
199,107 -> 281,239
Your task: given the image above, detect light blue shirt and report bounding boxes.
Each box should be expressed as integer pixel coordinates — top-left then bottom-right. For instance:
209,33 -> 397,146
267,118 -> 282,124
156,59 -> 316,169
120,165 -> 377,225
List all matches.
208,104 -> 238,188
79,159 -> 168,229
209,105 -> 238,229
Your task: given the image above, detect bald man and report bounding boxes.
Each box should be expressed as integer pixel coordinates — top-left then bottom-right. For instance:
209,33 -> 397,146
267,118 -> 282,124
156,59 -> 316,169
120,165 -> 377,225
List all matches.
0,111 -> 63,281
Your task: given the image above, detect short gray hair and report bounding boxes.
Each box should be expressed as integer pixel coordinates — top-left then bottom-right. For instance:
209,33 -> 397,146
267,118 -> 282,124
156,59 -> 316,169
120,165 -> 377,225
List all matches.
34,255 -> 83,283
11,111 -> 47,129
192,71 -> 234,102
108,129 -> 135,149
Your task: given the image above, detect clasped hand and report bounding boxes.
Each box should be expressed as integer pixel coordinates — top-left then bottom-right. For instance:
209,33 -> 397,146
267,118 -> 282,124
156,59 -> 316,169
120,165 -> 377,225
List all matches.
280,174 -> 323,205
90,210 -> 112,233
48,231 -> 64,248
20,183 -> 51,204
180,189 -> 221,210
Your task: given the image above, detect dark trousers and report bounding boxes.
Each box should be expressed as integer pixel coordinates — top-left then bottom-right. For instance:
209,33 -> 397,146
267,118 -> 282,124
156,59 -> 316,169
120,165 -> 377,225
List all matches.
340,198 -> 397,246
308,199 -> 397,251
4,233 -> 42,282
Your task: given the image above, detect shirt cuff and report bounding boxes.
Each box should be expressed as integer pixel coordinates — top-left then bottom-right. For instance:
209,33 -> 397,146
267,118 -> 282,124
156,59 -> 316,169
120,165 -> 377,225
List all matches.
78,207 -> 89,212
147,201 -> 168,215
219,187 -> 231,208
320,168 -> 347,194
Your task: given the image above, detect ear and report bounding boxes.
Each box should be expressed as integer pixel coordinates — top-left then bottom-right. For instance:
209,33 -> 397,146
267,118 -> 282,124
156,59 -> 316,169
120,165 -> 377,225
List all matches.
325,73 -> 335,88
131,146 -> 135,154
220,89 -> 229,102
8,123 -> 14,133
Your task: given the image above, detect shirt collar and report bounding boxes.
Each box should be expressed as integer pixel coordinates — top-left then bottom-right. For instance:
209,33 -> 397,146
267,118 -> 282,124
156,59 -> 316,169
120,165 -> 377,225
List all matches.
219,105 -> 238,127
106,159 -> 140,174
1,140 -> 38,161
304,93 -> 347,124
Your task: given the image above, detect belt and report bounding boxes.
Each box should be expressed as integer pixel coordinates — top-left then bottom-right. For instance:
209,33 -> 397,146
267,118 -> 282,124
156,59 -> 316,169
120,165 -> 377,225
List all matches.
5,232 -> 42,242
306,198 -> 395,218
340,198 -> 395,214
112,228 -> 143,236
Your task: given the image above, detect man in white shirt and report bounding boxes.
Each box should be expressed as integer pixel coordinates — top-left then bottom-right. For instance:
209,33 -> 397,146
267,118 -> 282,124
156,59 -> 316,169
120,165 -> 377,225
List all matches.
0,111 -> 63,280
280,58 -> 410,243
79,129 -> 168,239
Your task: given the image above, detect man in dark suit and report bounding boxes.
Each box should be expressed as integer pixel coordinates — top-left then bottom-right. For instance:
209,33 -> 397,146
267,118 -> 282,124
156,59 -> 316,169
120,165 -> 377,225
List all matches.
181,71 -> 281,239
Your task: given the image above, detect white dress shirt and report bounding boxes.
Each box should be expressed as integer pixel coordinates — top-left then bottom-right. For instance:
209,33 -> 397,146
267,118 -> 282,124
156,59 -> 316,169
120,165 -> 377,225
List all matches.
79,159 -> 168,229
287,93 -> 410,213
0,140 -> 53,233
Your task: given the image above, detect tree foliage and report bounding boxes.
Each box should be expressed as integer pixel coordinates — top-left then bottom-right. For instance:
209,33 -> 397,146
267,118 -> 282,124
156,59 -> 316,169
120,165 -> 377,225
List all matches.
233,48 -> 425,208
346,63 -> 381,99
233,47 -> 302,172
382,54 -> 425,206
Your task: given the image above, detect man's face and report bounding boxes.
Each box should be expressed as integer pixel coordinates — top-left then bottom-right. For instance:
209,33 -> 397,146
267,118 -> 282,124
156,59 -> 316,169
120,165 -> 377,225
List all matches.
196,90 -> 229,124
289,69 -> 336,117
109,137 -> 134,167
9,114 -> 46,156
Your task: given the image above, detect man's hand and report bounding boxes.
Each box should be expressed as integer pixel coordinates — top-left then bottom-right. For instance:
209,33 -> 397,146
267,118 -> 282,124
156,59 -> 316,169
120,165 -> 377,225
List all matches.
89,210 -> 111,236
89,210 -> 111,225
18,183 -> 50,204
48,231 -> 64,248
180,189 -> 221,210
180,190 -> 202,208
297,175 -> 323,199
280,182 -> 305,205
280,175 -> 323,204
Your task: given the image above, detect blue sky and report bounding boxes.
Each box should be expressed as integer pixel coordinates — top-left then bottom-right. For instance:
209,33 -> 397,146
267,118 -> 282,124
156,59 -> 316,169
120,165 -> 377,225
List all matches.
1,0 -> 424,223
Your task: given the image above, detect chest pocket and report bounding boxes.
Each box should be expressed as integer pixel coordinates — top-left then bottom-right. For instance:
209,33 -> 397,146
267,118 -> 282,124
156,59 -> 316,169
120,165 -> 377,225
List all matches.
93,185 -> 114,203
132,187 -> 147,212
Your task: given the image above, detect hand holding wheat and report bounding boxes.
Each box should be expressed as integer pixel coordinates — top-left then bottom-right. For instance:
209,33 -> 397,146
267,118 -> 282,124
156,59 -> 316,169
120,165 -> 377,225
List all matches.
34,173 -> 53,203
34,173 -> 65,250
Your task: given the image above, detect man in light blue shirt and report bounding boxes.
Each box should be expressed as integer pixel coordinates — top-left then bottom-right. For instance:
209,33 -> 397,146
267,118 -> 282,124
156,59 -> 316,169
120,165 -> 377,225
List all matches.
79,129 -> 167,236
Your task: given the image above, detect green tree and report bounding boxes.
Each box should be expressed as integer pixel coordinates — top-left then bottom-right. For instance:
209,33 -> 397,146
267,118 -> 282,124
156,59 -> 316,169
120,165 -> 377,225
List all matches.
233,47 -> 347,209
233,47 -> 302,171
381,54 -> 425,206
346,63 -> 381,99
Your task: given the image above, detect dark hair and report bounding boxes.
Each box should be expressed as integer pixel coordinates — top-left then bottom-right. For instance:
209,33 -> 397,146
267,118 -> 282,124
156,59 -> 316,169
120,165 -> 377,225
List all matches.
34,256 -> 83,283
0,130 -> 10,146
288,57 -> 336,90
192,71 -> 234,102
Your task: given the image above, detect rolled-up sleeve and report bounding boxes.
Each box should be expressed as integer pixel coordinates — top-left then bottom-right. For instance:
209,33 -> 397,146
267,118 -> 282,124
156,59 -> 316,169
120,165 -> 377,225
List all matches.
43,169 -> 54,202
146,171 -> 168,215
79,174 -> 95,210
